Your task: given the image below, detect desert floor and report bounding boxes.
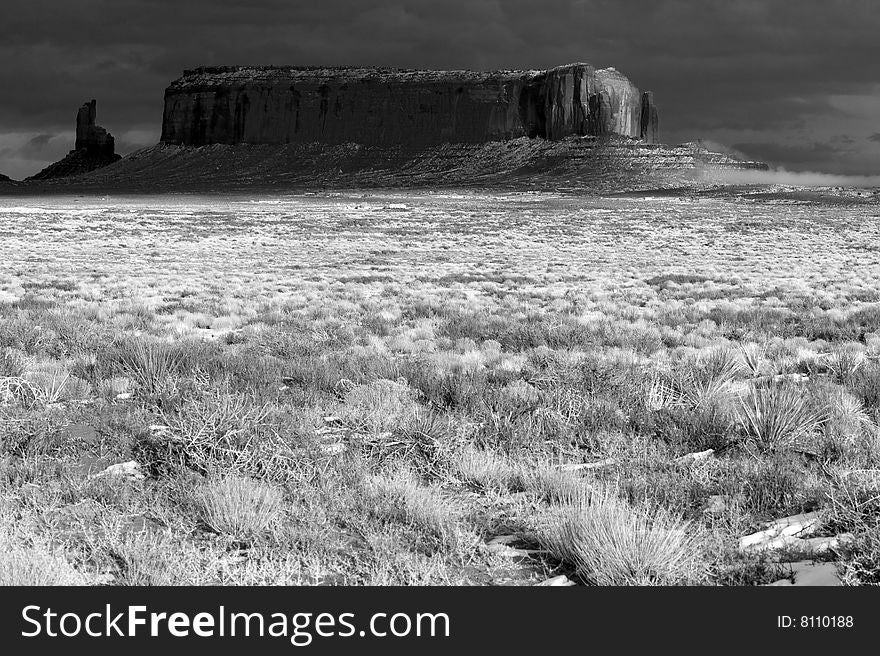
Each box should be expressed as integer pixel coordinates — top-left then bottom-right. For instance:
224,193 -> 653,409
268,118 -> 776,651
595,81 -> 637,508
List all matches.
1,189 -> 880,585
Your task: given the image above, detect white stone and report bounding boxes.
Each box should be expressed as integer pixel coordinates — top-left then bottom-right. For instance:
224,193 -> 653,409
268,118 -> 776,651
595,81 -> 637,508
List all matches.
89,460 -> 145,482
487,543 -> 531,558
556,457 -> 617,471
739,511 -> 822,552
675,449 -> 715,464
802,533 -> 854,554
704,495 -> 728,514
535,575 -> 576,587
320,442 -> 347,456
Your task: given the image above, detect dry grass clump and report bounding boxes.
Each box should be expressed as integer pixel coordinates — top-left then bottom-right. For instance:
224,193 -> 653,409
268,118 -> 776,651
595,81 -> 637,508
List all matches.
152,391 -> 296,481
0,347 -> 26,377
365,472 -> 464,552
338,378 -> 421,434
192,475 -> 284,542
114,338 -> 183,402
0,543 -> 89,585
0,519 -> 88,585
453,446 -> 522,492
823,476 -> 880,585
103,530 -> 221,585
537,485 -> 707,585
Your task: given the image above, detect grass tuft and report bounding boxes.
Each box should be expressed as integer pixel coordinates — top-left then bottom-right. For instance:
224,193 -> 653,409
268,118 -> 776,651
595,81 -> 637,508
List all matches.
538,485 -> 707,585
192,475 -> 284,542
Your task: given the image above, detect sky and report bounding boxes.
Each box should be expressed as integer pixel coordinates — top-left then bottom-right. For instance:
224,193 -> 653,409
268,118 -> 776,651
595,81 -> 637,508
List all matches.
1,0 -> 878,179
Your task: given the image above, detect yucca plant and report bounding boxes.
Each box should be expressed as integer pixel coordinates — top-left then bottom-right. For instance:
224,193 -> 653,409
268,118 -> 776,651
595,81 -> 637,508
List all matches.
826,350 -> 865,384
739,343 -> 768,378
737,384 -> 826,454
650,348 -> 741,411
116,339 -> 181,402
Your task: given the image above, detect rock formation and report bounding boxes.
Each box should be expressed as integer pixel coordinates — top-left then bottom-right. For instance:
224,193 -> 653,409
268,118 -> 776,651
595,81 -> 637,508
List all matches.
160,63 -> 660,148
27,100 -> 121,180
75,100 -> 116,157
5,63 -> 773,193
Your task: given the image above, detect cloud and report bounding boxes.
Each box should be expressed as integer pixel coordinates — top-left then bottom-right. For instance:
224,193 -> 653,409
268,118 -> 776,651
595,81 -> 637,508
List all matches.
0,131 -> 72,179
733,140 -> 849,166
870,133 -> 880,143
709,168 -> 880,187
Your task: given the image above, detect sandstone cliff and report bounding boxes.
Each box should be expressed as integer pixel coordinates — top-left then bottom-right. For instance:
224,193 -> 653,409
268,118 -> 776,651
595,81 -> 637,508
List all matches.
160,63 -> 661,148
27,100 -> 121,180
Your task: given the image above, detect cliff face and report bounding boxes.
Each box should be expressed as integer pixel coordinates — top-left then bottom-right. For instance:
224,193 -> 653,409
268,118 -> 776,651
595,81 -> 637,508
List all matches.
160,63 -> 660,147
27,100 -> 121,180
640,92 -> 659,144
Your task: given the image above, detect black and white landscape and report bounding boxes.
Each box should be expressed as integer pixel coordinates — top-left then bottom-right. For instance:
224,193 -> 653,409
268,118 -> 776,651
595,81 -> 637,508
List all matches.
1,1 -> 879,588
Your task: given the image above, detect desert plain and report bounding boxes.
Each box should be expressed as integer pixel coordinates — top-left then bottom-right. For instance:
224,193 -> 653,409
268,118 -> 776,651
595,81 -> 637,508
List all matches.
1,188 -> 880,585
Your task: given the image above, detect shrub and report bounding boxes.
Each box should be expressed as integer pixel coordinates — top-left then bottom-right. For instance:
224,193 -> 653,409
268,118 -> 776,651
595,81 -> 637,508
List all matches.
0,313 -> 47,354
104,530 -> 217,585
452,446 -> 522,492
722,454 -> 825,519
826,475 -> 880,585
0,536 -> 87,585
847,362 -> 880,411
0,347 -> 26,377
537,485 -> 706,585
839,530 -> 880,585
151,391 -> 295,481
818,389 -> 877,463
826,350 -> 866,385
114,338 -> 182,403
338,379 -> 421,434
219,351 -> 284,396
366,410 -> 453,475
653,403 -> 736,453
192,476 -> 284,541
365,473 -> 463,553
400,360 -> 487,411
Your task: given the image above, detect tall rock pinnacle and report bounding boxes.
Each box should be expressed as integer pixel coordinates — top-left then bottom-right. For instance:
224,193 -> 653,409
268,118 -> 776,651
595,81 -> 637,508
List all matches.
75,100 -> 116,157
26,99 -> 121,180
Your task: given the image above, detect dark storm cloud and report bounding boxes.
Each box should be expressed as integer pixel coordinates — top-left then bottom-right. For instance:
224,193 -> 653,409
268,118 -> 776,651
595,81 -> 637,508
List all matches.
870,134 -> 880,143
2,0 -> 879,175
